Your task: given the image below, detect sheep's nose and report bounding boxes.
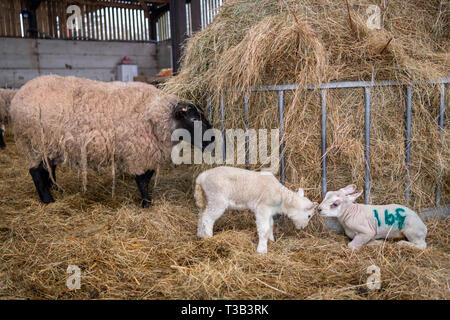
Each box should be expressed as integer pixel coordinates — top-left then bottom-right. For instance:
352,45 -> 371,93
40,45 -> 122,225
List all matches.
317,208 -> 322,213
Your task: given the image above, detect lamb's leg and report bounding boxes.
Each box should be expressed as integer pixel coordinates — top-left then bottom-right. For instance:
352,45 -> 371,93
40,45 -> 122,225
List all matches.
29,162 -> 54,204
348,233 -> 373,250
255,211 -> 272,254
135,170 -> 154,208
397,240 -> 427,249
197,202 -> 227,238
269,217 -> 275,242
0,125 -> 5,149
399,220 -> 427,249
367,240 -> 385,247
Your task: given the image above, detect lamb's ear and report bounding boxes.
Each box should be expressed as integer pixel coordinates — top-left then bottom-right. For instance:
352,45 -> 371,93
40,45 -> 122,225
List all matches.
339,184 -> 357,195
297,188 -> 304,197
173,103 -> 189,119
346,190 -> 363,203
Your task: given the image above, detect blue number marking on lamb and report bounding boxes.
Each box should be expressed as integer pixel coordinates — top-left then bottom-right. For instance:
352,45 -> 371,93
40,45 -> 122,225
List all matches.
373,210 -> 382,227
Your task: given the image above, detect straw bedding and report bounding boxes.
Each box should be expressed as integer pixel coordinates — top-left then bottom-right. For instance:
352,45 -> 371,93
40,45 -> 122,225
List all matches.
0,131 -> 449,299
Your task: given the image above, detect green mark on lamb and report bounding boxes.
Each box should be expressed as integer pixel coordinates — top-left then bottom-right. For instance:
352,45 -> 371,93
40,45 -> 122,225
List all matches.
377,208 -> 407,230
395,208 -> 406,230
384,209 -> 396,226
373,210 -> 381,227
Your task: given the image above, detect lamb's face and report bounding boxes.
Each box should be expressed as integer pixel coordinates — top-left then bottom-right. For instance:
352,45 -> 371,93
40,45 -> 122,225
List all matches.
317,191 -> 345,218
173,102 -> 214,151
318,184 -> 363,218
289,188 -> 318,229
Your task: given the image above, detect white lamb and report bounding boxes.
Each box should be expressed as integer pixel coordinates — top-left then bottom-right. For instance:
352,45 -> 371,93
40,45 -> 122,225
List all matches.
194,166 -> 318,253
318,184 -> 427,250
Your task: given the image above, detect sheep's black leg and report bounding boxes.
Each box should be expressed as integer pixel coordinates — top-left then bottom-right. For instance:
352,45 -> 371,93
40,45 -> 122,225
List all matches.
135,170 -> 154,208
29,162 -> 54,203
0,128 -> 5,149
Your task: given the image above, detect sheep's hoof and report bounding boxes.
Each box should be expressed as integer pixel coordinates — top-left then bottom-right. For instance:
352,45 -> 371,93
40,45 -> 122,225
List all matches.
51,184 -> 60,191
141,199 -> 152,208
42,197 -> 55,204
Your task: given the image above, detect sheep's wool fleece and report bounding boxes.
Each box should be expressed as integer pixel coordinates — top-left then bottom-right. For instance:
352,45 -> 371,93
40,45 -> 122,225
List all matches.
0,88 -> 16,124
10,75 -> 178,177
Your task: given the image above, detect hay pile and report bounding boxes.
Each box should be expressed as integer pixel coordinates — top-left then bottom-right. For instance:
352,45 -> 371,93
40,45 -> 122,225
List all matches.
164,0 -> 449,210
0,131 -> 449,299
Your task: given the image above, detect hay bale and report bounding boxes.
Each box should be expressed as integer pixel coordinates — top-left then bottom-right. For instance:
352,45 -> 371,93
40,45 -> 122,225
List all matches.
164,0 -> 449,210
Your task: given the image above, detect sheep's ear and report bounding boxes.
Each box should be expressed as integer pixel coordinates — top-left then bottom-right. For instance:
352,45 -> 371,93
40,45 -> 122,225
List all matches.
297,188 -> 304,197
339,184 -> 357,195
346,190 -> 363,203
173,103 -> 190,119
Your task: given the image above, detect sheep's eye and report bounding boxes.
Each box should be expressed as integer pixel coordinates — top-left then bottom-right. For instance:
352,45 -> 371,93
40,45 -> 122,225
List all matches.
331,202 -> 339,208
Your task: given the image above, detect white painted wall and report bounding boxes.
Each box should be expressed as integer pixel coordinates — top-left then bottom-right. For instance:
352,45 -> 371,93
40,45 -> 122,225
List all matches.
0,38 -> 172,88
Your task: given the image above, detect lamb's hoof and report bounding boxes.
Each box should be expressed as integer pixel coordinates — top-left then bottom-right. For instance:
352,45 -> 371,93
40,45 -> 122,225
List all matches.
141,199 -> 152,208
197,231 -> 212,239
348,244 -> 361,251
51,184 -> 60,191
256,246 -> 268,254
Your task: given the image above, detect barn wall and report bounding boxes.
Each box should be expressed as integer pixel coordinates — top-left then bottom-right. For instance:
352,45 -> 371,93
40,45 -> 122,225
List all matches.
0,38 -> 172,88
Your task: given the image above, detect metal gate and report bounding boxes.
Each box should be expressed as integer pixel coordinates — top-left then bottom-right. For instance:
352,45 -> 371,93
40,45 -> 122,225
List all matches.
208,77 -> 449,206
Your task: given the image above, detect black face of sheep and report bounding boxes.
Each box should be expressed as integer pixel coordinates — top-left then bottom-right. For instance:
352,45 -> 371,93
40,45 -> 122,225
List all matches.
173,102 -> 214,151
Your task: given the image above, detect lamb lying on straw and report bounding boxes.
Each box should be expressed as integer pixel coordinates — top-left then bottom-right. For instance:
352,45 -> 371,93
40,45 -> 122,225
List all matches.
318,184 -> 427,249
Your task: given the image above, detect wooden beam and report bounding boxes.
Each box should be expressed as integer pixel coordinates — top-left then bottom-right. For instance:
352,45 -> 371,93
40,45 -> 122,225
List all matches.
25,0 -> 42,38
138,0 -> 151,20
59,0 -> 142,11
169,0 -> 186,74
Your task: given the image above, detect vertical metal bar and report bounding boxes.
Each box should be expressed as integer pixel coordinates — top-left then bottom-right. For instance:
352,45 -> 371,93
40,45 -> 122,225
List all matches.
220,95 -> 225,161
244,92 -> 249,169
364,87 -> 371,204
405,86 -> 412,204
321,88 -> 327,196
278,90 -> 285,184
436,83 -> 445,205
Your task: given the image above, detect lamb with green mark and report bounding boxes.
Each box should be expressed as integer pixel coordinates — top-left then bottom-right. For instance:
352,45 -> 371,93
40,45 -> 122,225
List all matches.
317,184 -> 427,250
